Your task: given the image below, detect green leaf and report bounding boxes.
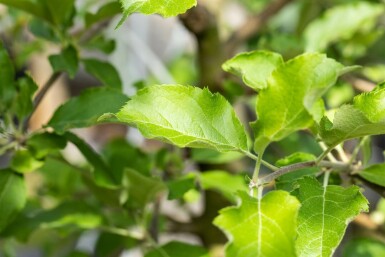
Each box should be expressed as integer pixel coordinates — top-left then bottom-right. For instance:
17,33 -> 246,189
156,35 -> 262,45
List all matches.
48,45 -> 78,78
320,83 -> 385,147
44,0 -> 75,26
214,191 -> 300,257
118,0 -> 197,27
95,233 -> 137,257
275,152 -> 318,191
199,171 -> 247,202
166,174 -> 196,200
253,53 -> 345,152
222,50 -> 283,91
0,41 -> 15,112
83,59 -> 122,90
0,169 -> 26,232
293,177 -> 368,257
304,2 -> 384,52
48,87 -> 129,133
123,169 -> 166,208
26,132 -> 67,159
10,149 -> 44,173
85,2 -> 121,28
343,238 -> 385,257
0,0 -> 52,23
28,18 -> 59,42
11,75 -> 38,120
116,85 -> 248,153
65,132 -> 117,188
358,163 -> 385,187
191,148 -> 244,164
145,241 -> 208,257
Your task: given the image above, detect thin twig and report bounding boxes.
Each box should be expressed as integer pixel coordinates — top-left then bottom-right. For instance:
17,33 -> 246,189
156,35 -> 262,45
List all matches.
243,151 -> 278,171
225,0 -> 293,55
23,72 -> 62,131
257,160 -> 351,186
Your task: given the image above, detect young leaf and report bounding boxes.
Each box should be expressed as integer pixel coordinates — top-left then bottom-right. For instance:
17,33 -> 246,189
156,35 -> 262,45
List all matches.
222,50 -> 284,91
83,59 -> 122,90
144,241 -> 208,257
0,41 -> 15,112
10,149 -> 44,174
116,85 -> 249,153
320,83 -> 385,147
48,45 -> 78,78
293,177 -> 368,257
11,75 -> 38,120
48,87 -> 129,133
0,0 -> 52,24
304,2 -> 384,52
358,163 -> 385,187
253,53 -> 345,152
214,191 -> 300,257
0,169 -> 26,232
118,0 -> 197,27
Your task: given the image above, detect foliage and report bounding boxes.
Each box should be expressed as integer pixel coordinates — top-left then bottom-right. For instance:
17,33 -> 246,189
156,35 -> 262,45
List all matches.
1,0 -> 385,256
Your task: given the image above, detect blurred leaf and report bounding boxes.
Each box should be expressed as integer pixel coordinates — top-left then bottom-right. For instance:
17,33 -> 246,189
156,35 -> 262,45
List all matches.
118,0 -> 197,27
11,75 -> 38,120
222,50 -> 283,91
0,0 -> 52,23
0,41 -> 15,113
2,201 -> 102,241
145,241 -> 208,257
95,232 -> 137,257
10,149 -> 44,174
275,152 -> 318,191
84,36 -> 116,54
325,82 -> 354,109
85,2 -> 121,28
320,83 -> 385,147
214,191 -> 300,257
48,87 -> 129,133
102,138 -> 152,180
343,238 -> 385,257
252,53 -> 345,153
44,0 -> 75,26
362,65 -> 385,83
191,148 -> 244,164
199,170 -> 247,202
28,18 -> 59,42
123,168 -> 166,208
293,177 -> 369,257
65,132 -> 117,188
83,59 -> 122,90
116,85 -> 249,153
0,169 -> 26,233
358,163 -> 385,187
48,45 -> 78,78
304,2 -> 384,52
26,132 -> 67,159
166,174 -> 196,200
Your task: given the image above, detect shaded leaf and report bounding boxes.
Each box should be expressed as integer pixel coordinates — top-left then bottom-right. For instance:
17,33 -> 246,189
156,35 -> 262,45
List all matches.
305,2 -> 384,52
116,85 -> 248,153
358,163 -> 385,187
145,241 -> 208,257
222,50 -> 283,91
95,232 -> 137,257
0,41 -> 15,113
214,191 -> 300,257
293,177 -> 368,257
167,174 -> 196,200
320,83 -> 385,147
26,132 -> 67,159
191,148 -> 244,164
0,0 -> 52,23
253,53 -> 345,152
28,18 -> 59,42
83,59 -> 122,90
343,238 -> 385,257
48,45 -> 78,78
118,0 -> 197,27
11,75 -> 38,120
10,149 -> 44,173
85,2 -> 121,28
45,0 -> 75,26
49,87 -> 129,133
0,169 -> 26,232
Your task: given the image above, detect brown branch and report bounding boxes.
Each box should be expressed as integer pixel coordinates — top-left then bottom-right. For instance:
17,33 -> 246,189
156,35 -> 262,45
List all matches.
23,72 -> 63,131
225,0 -> 293,56
345,75 -> 376,92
